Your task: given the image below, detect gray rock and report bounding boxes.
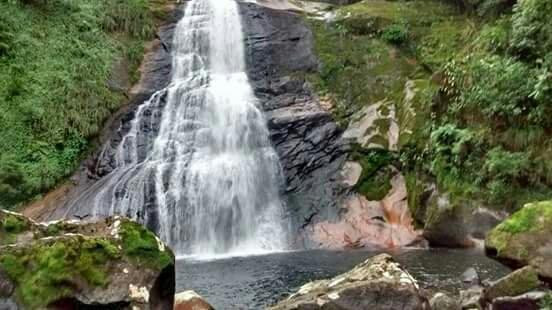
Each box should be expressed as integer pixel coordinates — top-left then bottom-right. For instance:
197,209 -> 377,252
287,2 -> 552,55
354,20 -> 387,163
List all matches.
422,187 -> 507,248
269,254 -> 428,310
462,268 -> 481,286
429,292 -> 460,310
239,1 -> 349,246
459,286 -> 483,309
174,291 -> 214,310
490,291 -> 549,310
0,270 -> 14,298
482,266 -> 540,303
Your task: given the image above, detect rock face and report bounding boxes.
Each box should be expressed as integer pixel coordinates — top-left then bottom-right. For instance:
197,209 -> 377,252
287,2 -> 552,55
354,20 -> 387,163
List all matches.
238,2 -> 349,245
174,291 -> 214,310
0,210 -> 175,309
269,254 -> 427,310
309,173 -> 420,249
485,201 -> 552,282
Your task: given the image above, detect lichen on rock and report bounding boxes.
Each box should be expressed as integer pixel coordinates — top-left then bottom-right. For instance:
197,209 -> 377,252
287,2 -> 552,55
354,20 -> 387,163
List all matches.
0,210 -> 175,309
269,253 -> 427,310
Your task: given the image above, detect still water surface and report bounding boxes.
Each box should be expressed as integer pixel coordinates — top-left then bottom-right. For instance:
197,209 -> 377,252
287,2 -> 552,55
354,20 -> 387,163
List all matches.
176,248 -> 510,309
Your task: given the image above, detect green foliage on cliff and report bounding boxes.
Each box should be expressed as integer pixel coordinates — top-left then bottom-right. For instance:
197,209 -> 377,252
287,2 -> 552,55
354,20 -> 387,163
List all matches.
308,0 -> 552,214
429,0 -> 552,207
0,0 -> 169,208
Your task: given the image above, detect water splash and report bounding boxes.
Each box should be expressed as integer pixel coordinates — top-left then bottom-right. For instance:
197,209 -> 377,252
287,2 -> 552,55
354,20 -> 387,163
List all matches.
66,0 -> 290,257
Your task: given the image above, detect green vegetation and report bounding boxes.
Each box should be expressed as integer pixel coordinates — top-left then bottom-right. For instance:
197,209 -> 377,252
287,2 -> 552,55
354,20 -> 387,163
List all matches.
492,201 -> 552,234
0,0 -> 169,208
486,201 -> 552,258
351,145 -> 397,200
120,220 -> 173,270
540,293 -> 552,310
0,214 -> 174,309
0,237 -> 120,308
0,212 -> 31,245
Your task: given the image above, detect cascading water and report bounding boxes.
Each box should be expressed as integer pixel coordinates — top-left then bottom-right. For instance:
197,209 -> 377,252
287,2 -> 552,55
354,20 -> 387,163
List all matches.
65,0 -> 290,257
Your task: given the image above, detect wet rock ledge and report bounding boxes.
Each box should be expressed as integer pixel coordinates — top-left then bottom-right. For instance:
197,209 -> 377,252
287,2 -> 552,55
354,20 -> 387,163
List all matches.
0,210 -> 175,310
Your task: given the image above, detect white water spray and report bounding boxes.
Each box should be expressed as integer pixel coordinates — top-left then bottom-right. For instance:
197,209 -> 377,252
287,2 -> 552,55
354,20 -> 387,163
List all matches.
67,0 -> 289,258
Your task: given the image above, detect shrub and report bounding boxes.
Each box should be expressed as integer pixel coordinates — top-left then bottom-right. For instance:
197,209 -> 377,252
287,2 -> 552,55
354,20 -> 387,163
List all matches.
510,0 -> 552,59
381,23 -> 409,45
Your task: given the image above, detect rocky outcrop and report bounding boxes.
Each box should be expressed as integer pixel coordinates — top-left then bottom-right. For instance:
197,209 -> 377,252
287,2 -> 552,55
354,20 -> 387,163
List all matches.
269,254 -> 427,309
309,173 -> 420,249
174,291 -> 214,310
485,201 -> 552,283
422,190 -> 507,248
239,2 -> 349,246
0,210 -> 175,309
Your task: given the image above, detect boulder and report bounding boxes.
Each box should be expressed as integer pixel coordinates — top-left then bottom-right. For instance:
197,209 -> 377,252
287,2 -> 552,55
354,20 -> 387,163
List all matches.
482,266 -> 540,303
462,267 -> 481,286
485,201 -> 552,282
423,190 -> 506,248
0,210 -> 175,309
174,291 -> 214,310
429,292 -> 460,310
269,254 -> 427,310
459,286 -> 483,309
490,291 -> 549,310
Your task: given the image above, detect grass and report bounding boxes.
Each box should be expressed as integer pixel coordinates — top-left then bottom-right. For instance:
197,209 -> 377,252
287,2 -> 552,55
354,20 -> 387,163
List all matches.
0,0 -> 170,208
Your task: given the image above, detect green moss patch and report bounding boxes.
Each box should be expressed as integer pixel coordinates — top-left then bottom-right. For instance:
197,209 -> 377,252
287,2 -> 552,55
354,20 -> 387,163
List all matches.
351,146 -> 396,200
120,220 -> 173,270
0,211 -> 32,245
0,236 -> 121,308
486,200 -> 552,259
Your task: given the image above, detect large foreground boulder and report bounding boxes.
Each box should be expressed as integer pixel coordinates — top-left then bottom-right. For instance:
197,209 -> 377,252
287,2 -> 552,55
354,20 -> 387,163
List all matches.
485,201 -> 552,282
269,254 -> 427,310
174,291 -> 214,310
0,210 -> 175,309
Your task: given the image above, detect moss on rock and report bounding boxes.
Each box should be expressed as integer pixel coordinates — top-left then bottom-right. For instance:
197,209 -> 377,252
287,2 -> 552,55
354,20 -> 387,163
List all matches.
0,211 -> 175,309
486,201 -> 552,280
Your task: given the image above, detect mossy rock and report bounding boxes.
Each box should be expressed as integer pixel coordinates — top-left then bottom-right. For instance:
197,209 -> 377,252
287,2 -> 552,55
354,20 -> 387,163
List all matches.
422,194 -> 474,247
485,201 -> 552,281
482,266 -> 541,303
0,210 -> 175,309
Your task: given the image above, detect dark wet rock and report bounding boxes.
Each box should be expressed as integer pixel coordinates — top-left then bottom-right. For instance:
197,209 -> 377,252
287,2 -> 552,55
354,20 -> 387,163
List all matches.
429,292 -> 460,310
239,2 -> 349,246
174,291 -> 214,310
482,266 -> 540,304
462,267 -> 481,286
0,210 -> 175,310
485,201 -> 552,283
269,254 -> 428,310
422,188 -> 507,248
490,291 -> 549,310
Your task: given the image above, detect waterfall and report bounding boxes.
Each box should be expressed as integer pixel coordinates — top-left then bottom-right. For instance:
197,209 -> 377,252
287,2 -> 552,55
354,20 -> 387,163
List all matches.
66,0 -> 290,258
